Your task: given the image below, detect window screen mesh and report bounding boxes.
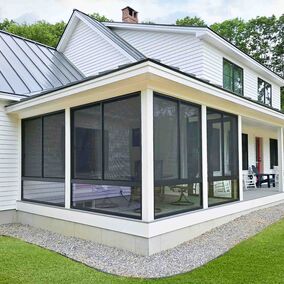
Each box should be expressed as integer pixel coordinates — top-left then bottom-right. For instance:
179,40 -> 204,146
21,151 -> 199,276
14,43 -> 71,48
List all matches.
23,118 -> 42,177
103,96 -> 141,181
43,113 -> 65,178
73,105 -> 102,179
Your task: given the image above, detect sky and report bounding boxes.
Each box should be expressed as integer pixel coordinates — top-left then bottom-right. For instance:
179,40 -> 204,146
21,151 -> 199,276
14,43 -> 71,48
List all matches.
0,0 -> 283,25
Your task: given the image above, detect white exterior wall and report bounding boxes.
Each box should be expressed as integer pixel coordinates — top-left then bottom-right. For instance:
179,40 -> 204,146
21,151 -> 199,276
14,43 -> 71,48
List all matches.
242,124 -> 277,174
63,21 -> 131,77
0,101 -> 18,210
202,42 -> 282,110
113,28 -> 204,77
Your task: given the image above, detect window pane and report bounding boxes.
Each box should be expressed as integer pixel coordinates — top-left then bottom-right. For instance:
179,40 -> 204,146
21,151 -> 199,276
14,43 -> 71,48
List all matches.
207,109 -> 239,207
270,139 -> 278,169
43,113 -> 65,178
258,78 -> 265,103
104,96 -> 141,181
233,67 -> 243,95
23,118 -> 42,177
154,96 -> 178,180
154,95 -> 202,218
180,103 -> 201,181
242,134 -> 248,170
23,180 -> 65,206
72,183 -> 141,218
207,111 -> 222,177
73,105 -> 102,179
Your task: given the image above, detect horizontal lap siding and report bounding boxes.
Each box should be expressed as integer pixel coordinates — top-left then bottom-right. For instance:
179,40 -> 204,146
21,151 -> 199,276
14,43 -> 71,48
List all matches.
0,101 -> 18,210
64,21 -> 131,76
203,42 -> 281,109
113,29 -> 203,77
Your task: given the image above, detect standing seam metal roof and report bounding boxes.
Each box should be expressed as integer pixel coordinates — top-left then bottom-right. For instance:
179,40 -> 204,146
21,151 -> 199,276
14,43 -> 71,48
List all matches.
0,30 -> 84,96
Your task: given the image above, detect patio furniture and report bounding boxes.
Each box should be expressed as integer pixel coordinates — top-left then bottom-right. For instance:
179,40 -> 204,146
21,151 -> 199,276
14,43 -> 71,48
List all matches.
251,165 -> 276,188
243,173 -> 257,190
170,184 -> 194,205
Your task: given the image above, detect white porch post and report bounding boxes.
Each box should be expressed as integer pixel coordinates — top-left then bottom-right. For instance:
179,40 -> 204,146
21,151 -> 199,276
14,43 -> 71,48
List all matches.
65,108 -> 71,208
141,89 -> 154,222
17,118 -> 22,202
277,127 -> 284,192
201,105 -> 208,209
238,115 -> 243,201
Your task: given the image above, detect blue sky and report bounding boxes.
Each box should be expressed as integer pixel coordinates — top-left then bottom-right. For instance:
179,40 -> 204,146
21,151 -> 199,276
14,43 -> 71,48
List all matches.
0,0 -> 283,25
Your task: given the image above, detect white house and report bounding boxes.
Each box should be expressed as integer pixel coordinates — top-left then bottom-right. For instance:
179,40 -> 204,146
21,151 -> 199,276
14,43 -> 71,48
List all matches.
0,7 -> 284,255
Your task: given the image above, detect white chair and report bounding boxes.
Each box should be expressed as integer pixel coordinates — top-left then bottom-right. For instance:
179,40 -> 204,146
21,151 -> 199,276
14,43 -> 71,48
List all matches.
243,173 -> 257,190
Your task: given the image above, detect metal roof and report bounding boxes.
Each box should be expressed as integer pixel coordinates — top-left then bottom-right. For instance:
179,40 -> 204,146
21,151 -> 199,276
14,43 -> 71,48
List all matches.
0,30 -> 84,96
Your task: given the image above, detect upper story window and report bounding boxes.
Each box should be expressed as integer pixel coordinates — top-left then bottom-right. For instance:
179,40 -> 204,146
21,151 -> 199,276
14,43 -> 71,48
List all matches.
223,59 -> 243,96
258,78 -> 272,106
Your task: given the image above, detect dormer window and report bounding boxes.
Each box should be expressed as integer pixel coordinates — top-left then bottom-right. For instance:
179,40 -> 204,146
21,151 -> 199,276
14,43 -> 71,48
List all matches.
258,78 -> 272,106
223,59 -> 243,96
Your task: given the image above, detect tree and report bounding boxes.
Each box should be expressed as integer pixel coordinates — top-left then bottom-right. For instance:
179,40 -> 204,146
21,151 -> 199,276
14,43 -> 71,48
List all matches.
176,16 -> 206,26
89,12 -> 112,22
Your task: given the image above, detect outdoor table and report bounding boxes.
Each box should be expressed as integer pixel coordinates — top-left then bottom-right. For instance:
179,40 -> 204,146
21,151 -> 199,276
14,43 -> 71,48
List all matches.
256,173 -> 276,188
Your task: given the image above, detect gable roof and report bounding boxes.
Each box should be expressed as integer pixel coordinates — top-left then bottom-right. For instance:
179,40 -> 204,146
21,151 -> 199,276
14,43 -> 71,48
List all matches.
57,9 -> 145,61
0,29 -> 84,97
104,21 -> 284,84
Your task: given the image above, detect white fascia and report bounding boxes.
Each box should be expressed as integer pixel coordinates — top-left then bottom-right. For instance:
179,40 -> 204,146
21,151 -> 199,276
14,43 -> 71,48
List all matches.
0,93 -> 24,102
5,60 -> 284,123
104,21 -> 201,35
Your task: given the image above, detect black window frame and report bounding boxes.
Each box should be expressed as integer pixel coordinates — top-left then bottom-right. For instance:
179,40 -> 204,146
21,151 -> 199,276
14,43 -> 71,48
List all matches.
153,92 -> 203,219
70,92 -> 142,219
207,107 -> 239,207
242,133 -> 248,170
21,110 -> 65,206
223,58 -> 244,96
258,78 -> 272,106
270,138 -> 278,169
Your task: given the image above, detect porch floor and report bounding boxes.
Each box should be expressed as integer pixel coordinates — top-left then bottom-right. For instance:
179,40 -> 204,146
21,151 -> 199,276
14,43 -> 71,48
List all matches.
243,186 -> 281,201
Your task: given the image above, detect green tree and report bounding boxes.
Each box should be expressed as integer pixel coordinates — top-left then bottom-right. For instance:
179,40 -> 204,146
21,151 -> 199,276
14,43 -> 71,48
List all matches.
89,12 -> 112,22
176,16 -> 206,26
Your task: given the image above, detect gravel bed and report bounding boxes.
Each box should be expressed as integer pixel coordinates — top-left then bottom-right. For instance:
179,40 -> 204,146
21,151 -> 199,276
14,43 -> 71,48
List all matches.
1,203 -> 284,278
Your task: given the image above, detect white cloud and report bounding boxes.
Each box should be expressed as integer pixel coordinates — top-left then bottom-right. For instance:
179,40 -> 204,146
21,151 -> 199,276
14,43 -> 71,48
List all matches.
0,0 -> 283,25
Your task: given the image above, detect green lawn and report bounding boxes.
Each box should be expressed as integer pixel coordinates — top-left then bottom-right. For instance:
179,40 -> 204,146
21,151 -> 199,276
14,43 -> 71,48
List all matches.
1,219 -> 284,284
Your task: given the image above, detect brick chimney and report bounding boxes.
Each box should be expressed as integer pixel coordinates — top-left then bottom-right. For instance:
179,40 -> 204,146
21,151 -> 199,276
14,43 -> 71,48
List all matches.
122,6 -> 138,23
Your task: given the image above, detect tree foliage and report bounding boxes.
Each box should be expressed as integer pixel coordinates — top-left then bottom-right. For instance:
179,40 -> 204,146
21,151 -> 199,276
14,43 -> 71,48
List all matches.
176,16 -> 206,26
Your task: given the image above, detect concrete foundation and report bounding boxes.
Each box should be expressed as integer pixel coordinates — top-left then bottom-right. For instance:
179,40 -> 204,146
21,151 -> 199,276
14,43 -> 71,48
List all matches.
1,199 -> 284,256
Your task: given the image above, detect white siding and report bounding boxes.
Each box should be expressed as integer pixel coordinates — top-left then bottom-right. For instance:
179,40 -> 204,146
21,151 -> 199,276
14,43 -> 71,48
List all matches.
113,28 -> 204,77
63,21 -> 131,76
0,101 -> 18,210
203,42 -> 281,109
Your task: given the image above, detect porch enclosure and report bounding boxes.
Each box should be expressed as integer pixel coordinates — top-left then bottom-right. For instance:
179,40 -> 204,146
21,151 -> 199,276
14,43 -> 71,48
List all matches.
21,91 -> 283,221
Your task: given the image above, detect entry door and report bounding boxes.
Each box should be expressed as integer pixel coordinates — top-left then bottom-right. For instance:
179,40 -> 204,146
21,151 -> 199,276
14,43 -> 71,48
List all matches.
255,137 -> 263,173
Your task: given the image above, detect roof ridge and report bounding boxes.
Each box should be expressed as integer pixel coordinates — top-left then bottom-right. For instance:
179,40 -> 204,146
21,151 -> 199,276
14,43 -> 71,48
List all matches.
0,29 -> 56,50
73,9 -> 146,61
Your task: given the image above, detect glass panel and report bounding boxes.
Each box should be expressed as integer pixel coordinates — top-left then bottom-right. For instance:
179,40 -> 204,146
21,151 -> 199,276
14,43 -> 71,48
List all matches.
154,96 -> 178,180
180,103 -> 201,180
270,139 -> 278,169
233,66 -> 243,95
43,113 -> 65,178
154,183 -> 202,218
242,134 -> 248,170
208,179 -> 238,206
154,95 -> 202,218
72,183 -> 141,218
23,118 -> 42,177
207,111 -> 222,177
73,105 -> 102,179
265,82 -> 272,106
258,78 -> 265,103
23,180 -> 65,206
104,96 -> 141,181
207,109 -> 239,206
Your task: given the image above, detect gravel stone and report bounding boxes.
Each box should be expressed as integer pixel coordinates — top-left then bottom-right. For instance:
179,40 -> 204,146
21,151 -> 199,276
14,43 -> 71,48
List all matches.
1,202 -> 284,278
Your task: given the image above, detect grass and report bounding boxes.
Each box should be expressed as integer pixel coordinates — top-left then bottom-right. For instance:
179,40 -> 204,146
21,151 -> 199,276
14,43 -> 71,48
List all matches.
1,219 -> 284,284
